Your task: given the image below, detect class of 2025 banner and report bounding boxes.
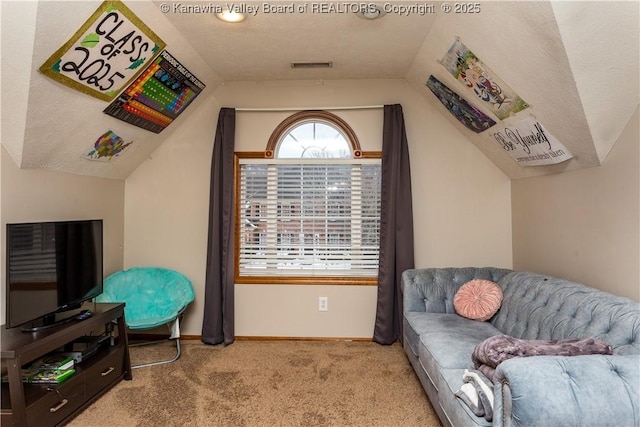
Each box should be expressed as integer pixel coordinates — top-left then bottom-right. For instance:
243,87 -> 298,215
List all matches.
39,1 -> 165,101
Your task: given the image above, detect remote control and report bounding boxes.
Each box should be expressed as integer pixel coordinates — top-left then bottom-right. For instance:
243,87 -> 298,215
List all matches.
76,309 -> 93,320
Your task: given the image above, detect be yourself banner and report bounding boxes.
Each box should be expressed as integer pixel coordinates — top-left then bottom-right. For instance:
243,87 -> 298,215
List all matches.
491,116 -> 572,166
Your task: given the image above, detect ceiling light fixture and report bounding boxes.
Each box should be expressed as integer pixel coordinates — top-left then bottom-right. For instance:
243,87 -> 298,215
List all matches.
216,10 -> 246,23
357,5 -> 386,20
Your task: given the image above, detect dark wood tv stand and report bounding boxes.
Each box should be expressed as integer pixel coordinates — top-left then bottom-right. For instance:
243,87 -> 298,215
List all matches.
1,303 -> 132,427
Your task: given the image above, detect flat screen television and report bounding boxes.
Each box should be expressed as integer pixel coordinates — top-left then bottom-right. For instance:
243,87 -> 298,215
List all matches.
5,219 -> 103,331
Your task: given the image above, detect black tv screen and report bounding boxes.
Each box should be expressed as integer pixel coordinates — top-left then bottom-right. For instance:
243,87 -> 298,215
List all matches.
5,219 -> 103,330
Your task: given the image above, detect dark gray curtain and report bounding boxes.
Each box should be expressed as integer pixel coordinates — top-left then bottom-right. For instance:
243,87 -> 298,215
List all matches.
202,107 -> 236,346
373,104 -> 415,345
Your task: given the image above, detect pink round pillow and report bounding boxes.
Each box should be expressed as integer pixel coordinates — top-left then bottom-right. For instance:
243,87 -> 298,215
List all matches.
453,279 -> 503,321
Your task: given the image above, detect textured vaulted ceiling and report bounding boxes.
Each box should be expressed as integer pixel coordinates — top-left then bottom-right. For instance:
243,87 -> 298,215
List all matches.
162,2 -> 435,81
1,1 -> 638,180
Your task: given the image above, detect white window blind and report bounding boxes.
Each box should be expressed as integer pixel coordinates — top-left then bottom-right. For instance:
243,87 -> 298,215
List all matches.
238,158 -> 381,278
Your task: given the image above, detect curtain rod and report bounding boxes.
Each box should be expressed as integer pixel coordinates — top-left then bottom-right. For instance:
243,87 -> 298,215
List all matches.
235,105 -> 384,112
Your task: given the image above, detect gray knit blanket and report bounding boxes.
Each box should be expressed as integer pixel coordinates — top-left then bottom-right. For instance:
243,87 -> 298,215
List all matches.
472,334 -> 613,381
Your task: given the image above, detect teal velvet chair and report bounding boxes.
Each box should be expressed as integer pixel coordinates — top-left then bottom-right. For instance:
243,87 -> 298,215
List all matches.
96,267 -> 195,369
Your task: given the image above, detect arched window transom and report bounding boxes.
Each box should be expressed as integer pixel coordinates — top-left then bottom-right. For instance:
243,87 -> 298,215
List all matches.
265,110 -> 362,159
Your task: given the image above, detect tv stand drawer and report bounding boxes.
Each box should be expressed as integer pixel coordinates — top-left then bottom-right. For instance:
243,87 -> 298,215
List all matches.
84,346 -> 125,400
26,376 -> 84,427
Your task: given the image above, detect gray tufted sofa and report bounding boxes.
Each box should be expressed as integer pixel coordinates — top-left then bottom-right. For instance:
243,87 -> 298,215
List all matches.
402,267 -> 640,427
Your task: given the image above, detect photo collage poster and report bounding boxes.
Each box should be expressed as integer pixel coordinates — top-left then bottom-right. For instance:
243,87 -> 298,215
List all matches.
439,38 -> 529,120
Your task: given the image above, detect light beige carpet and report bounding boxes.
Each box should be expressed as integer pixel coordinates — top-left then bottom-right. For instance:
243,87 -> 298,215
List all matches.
68,339 -> 441,427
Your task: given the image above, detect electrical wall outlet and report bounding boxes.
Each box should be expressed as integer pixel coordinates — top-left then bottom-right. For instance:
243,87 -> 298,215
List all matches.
318,296 -> 328,312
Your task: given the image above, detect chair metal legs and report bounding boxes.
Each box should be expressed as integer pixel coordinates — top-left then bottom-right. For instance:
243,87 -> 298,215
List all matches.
127,316 -> 185,369
129,337 -> 182,369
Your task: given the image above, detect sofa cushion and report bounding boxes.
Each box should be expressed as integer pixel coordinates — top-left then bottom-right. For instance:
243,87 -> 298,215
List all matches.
454,279 -> 503,321
416,314 -> 502,386
403,314 -> 425,358
406,313 -> 500,367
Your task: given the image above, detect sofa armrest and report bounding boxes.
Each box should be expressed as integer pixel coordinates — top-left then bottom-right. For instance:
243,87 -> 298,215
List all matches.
493,354 -> 640,427
402,267 -> 511,314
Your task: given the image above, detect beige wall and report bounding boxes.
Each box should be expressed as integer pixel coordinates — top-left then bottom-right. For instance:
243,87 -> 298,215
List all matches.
512,107 -> 640,301
124,79 -> 513,338
0,146 -> 126,325
122,93 -> 221,337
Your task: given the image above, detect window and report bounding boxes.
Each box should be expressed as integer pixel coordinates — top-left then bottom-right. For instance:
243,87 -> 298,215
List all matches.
236,111 -> 382,285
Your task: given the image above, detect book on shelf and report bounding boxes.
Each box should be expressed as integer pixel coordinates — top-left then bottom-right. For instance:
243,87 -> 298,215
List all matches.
29,354 -> 75,371
2,368 -> 76,384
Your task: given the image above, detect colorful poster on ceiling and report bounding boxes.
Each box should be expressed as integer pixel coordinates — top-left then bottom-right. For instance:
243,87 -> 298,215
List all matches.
426,75 -> 496,133
440,38 -> 529,120
490,116 -> 572,166
39,1 -> 165,101
84,129 -> 133,161
103,50 -> 206,133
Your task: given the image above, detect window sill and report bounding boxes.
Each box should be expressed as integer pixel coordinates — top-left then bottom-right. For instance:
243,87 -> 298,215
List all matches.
235,276 -> 378,286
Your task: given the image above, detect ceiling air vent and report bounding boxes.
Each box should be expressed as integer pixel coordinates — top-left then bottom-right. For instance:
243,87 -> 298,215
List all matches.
291,61 -> 333,69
